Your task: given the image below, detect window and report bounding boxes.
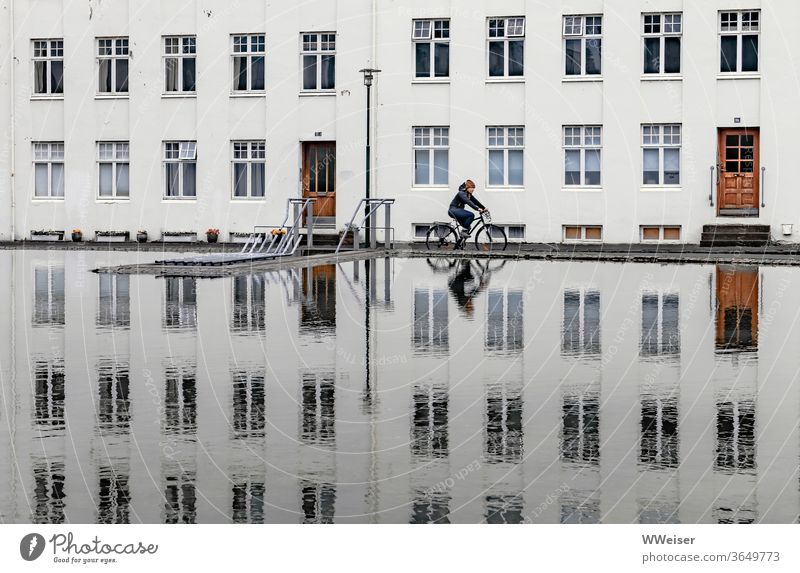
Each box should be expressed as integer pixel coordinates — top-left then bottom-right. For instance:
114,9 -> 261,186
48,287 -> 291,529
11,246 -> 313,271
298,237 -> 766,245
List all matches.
33,265 -> 65,326
413,224 -> 432,239
232,141 -> 266,198
487,126 -> 524,187
301,33 -> 335,91
97,37 -> 129,94
164,36 -> 196,93
719,11 -> 759,73
97,142 -> 129,198
642,124 -> 681,185
563,126 -> 601,186
562,288 -> 601,356
486,289 -> 523,353
413,19 -> 450,79
563,15 -> 602,76
164,142 -> 197,198
643,13 -> 681,74
641,292 -> 680,357
33,39 -> 64,96
232,34 -> 265,92
413,288 -> 449,353
413,127 -> 449,186
563,226 -> 603,242
33,142 -> 64,198
641,225 -> 681,242
487,17 -> 525,78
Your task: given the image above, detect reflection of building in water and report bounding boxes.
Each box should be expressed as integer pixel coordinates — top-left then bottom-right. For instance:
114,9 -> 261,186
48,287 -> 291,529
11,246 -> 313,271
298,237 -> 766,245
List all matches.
560,490 -> 600,524
232,369 -> 266,440
715,399 -> 756,473
163,277 -> 197,330
715,266 -> 758,352
97,360 -> 131,434
412,288 -> 449,353
410,490 -> 451,524
97,462 -> 131,524
714,504 -> 757,524
485,384 -> 523,464
97,274 -> 130,329
640,396 -> 679,469
562,289 -> 601,356
231,275 -> 265,332
300,371 -> 336,447
411,384 -> 448,460
163,464 -> 197,524
641,292 -> 680,357
33,264 -> 65,326
31,457 -> 66,524
300,265 -> 336,335
33,360 -> 65,433
485,494 -> 524,524
163,363 -> 197,435
561,391 -> 600,466
232,474 -> 266,524
300,481 -> 336,524
486,289 -> 523,353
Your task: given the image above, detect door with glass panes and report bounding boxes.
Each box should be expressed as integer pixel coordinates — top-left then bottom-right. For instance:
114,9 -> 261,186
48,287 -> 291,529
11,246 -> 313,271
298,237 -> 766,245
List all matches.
717,128 -> 759,215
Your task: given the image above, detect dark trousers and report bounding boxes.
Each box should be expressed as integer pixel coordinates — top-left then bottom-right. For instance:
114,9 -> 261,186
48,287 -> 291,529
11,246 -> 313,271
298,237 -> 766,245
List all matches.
448,207 -> 474,230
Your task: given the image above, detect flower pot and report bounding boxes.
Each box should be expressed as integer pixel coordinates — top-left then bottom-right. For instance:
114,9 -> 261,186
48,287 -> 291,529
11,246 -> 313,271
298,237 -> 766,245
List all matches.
71,232 -> 82,242
206,233 -> 218,244
136,232 -> 148,243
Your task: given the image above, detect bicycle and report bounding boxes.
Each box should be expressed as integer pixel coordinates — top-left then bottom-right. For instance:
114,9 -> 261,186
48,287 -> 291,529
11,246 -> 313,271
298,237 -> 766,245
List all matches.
425,211 -> 508,252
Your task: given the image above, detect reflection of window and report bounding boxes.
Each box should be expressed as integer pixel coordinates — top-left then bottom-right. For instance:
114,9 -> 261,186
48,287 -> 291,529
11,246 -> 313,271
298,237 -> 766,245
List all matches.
641,292 -> 680,356
411,384 -> 448,459
33,360 -> 65,430
232,34 -> 265,92
714,505 -> 756,524
638,499 -> 679,524
301,372 -> 335,446
486,495 -> 523,524
413,19 -> 450,78
485,385 -> 523,464
232,478 -> 265,523
98,274 -> 130,328
413,288 -> 449,353
715,399 -> 756,473
232,369 -> 266,439
301,481 -> 336,524
164,469 -> 196,524
411,491 -> 450,524
563,15 -> 602,76
640,397 -> 678,469
301,32 -> 335,91
486,289 -> 523,353
33,265 -> 65,325
300,265 -> 336,335
487,17 -> 525,78
719,11 -> 759,73
164,364 -> 197,435
560,491 -> 600,523
98,464 -> 130,524
164,277 -> 197,330
97,360 -> 130,433
231,275 -> 265,332
562,289 -> 600,356
31,458 -> 66,524
561,391 -> 600,465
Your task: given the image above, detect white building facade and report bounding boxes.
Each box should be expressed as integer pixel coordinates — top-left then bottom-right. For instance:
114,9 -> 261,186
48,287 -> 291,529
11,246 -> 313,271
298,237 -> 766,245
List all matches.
0,0 -> 797,244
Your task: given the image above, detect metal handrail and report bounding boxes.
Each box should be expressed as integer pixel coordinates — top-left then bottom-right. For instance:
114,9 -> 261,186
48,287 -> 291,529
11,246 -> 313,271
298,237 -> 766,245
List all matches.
335,198 -> 396,254
709,165 -> 715,207
761,166 -> 766,208
240,198 -> 315,257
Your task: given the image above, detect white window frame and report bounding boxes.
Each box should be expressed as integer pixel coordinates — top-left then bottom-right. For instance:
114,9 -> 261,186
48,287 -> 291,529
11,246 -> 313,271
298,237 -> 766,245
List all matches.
642,13 -> 682,75
32,39 -> 64,97
563,15 -> 602,77
412,19 -> 450,80
640,226 -> 682,242
487,126 -> 524,188
412,127 -> 449,187
163,141 -> 197,199
32,142 -> 65,199
231,34 -> 266,93
563,226 -> 603,242
163,36 -> 197,94
719,10 -> 760,74
487,17 -> 526,79
97,141 -> 130,199
301,32 -> 336,92
96,37 -> 129,95
563,126 -> 602,187
642,124 -> 681,186
231,140 -> 266,199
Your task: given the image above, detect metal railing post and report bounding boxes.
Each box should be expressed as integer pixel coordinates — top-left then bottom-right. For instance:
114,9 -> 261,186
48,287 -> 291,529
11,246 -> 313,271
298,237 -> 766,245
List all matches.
384,202 -> 391,248
306,200 -> 314,249
709,165 -> 715,207
761,166 -> 766,208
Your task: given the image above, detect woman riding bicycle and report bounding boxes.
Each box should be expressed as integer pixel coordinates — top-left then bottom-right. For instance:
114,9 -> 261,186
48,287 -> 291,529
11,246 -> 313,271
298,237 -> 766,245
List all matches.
448,179 -> 487,238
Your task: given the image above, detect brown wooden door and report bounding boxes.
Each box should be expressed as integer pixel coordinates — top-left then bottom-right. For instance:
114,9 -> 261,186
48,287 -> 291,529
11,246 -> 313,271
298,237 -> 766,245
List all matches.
718,128 -> 759,213
302,142 -> 336,223
715,265 -> 758,351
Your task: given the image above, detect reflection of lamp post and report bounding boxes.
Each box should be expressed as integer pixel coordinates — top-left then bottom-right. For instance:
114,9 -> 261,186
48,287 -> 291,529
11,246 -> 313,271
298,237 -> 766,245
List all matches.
359,68 -> 381,247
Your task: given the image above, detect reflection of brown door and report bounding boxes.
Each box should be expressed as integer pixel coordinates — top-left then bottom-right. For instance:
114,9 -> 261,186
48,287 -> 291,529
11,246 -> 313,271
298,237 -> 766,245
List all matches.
302,142 -> 336,223
718,128 -> 759,214
301,264 -> 336,333
715,266 -> 758,351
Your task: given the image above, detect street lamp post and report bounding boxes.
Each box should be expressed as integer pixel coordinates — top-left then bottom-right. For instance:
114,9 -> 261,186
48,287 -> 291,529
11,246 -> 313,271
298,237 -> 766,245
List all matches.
359,68 -> 381,247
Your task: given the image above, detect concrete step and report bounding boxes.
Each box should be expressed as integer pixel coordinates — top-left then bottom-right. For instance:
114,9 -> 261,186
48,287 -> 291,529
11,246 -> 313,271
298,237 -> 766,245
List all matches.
702,224 -> 770,233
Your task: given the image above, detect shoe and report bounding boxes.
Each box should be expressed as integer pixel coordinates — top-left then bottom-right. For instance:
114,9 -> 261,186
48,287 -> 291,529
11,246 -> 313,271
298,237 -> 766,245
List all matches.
459,228 -> 471,238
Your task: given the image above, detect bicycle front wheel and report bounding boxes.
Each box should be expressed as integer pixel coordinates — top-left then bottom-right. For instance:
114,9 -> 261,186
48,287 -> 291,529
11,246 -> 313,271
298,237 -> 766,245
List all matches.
474,224 -> 508,252
426,224 -> 459,251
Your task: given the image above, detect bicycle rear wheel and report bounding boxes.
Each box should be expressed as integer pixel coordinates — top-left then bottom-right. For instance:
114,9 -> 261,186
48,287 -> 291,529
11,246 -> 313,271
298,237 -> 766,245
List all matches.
474,224 -> 508,252
426,224 -> 459,251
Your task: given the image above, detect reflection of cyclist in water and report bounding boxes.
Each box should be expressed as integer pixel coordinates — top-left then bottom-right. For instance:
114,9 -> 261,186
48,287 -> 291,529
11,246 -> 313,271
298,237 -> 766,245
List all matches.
447,260 -> 491,318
